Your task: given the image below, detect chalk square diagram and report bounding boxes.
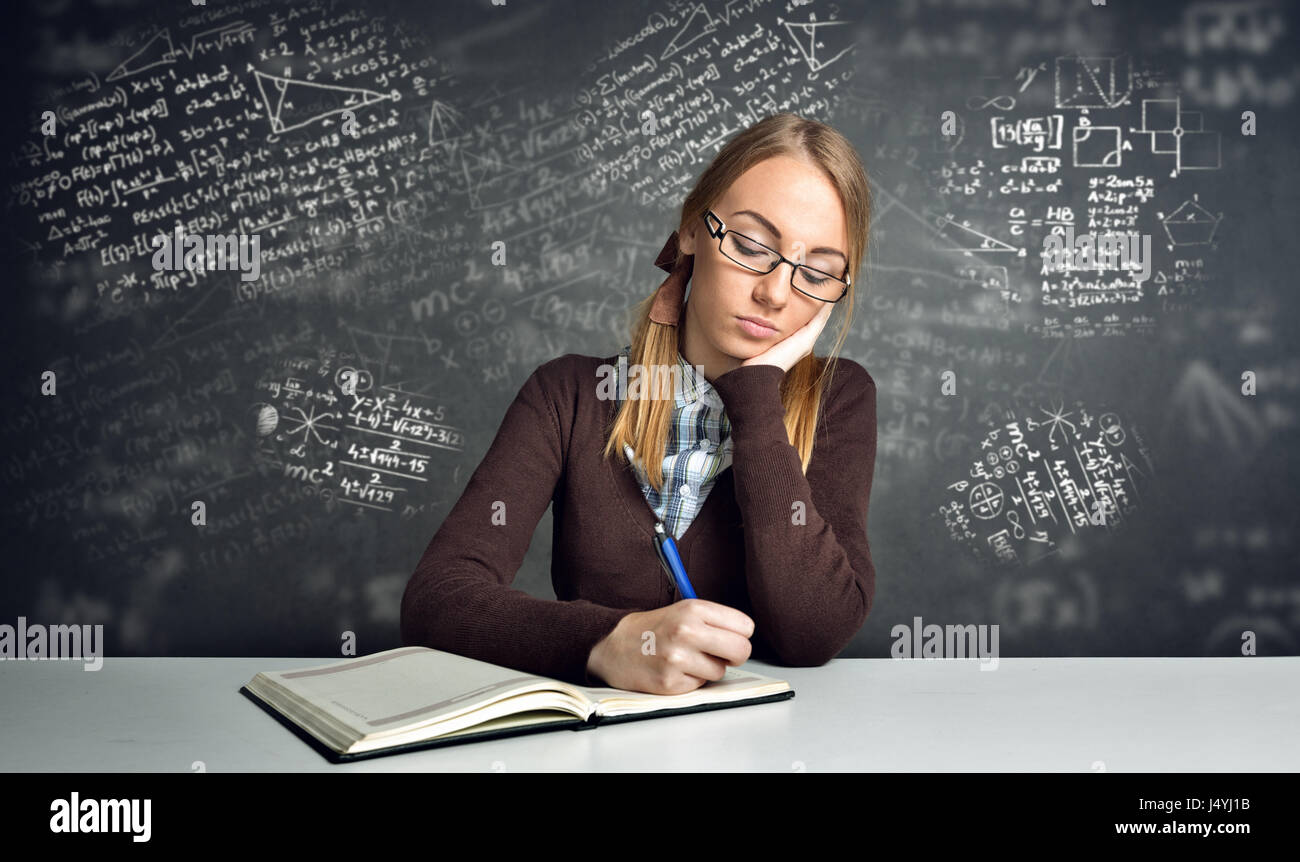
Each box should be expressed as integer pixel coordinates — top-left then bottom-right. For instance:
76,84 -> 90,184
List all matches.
1179,130 -> 1222,169
1073,125 -> 1122,167
1141,99 -> 1182,153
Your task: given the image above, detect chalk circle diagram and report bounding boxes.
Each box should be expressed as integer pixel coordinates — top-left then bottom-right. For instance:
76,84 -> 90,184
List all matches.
252,354 -> 344,465
938,398 -> 1155,568
252,70 -> 392,136
335,365 -> 373,394
248,402 -> 279,437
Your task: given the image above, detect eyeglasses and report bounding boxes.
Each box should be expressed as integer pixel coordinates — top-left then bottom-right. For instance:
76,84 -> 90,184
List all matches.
701,210 -> 850,303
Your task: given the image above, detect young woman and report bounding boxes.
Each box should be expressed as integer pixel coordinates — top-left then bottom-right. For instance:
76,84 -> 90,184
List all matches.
401,112 -> 877,696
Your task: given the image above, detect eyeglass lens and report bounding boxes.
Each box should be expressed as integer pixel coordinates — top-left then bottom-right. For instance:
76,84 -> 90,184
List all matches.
720,232 -> 845,302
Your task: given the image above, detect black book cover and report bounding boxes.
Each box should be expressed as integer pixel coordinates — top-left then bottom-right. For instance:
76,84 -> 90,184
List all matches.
239,684 -> 795,764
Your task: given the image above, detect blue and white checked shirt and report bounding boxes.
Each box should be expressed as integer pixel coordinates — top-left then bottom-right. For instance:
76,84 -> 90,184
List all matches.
613,344 -> 734,540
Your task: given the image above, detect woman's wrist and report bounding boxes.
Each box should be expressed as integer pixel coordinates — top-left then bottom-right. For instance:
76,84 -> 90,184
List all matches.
585,639 -> 606,684
585,619 -> 621,685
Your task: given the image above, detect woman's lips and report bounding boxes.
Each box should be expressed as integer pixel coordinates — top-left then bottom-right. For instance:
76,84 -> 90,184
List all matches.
737,316 -> 778,338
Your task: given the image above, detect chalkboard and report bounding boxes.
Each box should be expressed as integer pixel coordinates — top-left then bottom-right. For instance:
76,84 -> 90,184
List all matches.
3,0 -> 1297,660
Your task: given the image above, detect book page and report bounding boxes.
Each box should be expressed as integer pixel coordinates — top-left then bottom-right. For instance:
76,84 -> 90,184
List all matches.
573,664 -> 792,716
256,646 -> 590,737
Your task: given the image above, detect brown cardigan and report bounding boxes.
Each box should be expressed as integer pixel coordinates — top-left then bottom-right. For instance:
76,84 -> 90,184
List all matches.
400,352 -> 878,686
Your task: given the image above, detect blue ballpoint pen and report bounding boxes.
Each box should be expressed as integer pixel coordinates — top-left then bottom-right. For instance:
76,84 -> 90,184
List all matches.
653,520 -> 697,600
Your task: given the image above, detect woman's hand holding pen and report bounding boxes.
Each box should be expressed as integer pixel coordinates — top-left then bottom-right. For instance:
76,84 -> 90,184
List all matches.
586,601 -> 755,695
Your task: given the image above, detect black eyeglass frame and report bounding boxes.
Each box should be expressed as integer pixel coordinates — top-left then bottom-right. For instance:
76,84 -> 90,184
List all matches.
701,210 -> 851,304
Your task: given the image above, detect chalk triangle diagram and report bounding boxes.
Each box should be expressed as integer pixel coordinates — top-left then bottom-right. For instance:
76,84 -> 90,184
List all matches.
1118,450 -> 1151,491
253,71 -> 391,135
428,99 -> 464,149
869,188 -> 1013,298
1055,54 -> 1132,109
660,5 -> 717,61
931,214 -> 1018,255
457,148 -> 527,208
1162,359 -> 1264,457
780,18 -> 854,73
1036,335 -> 1080,389
106,29 -> 176,81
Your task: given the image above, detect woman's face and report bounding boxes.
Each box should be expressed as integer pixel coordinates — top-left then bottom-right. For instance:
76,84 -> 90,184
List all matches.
678,154 -> 848,381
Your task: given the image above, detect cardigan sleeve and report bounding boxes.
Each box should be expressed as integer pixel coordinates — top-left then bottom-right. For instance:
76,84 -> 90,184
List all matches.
399,359 -> 629,686
709,359 -> 878,666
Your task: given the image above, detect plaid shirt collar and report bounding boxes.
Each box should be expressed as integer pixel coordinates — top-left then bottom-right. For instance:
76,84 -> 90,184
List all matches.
613,345 -> 722,410
674,350 -> 722,410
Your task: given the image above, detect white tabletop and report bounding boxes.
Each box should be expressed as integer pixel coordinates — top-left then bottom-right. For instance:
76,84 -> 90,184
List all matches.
1,656 -> 1296,771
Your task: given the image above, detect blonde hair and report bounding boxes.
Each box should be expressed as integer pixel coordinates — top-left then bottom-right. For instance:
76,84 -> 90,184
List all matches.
603,112 -> 871,491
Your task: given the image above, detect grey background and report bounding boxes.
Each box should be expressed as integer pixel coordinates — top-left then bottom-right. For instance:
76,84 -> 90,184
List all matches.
2,0 -> 1297,658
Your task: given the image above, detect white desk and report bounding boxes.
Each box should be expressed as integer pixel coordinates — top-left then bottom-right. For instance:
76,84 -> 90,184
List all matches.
2,657 -> 1296,771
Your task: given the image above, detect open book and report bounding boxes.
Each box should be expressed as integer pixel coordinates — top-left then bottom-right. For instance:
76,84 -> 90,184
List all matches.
240,646 -> 795,762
